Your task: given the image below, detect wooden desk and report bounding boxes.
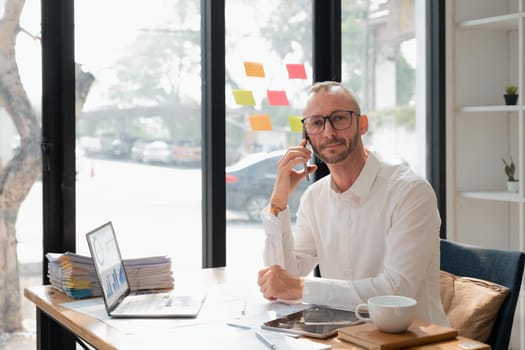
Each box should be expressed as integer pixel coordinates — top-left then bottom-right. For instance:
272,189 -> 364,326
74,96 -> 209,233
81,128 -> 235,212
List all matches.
25,268 -> 490,350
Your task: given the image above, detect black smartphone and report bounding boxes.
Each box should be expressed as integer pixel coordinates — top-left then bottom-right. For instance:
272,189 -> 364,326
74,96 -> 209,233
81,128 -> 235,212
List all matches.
302,126 -> 310,181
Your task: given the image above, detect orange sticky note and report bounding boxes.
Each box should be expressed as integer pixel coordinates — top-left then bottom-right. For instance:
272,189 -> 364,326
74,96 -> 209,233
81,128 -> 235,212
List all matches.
232,90 -> 256,106
249,114 -> 272,131
286,63 -> 307,79
267,90 -> 289,106
288,116 -> 303,132
244,61 -> 266,78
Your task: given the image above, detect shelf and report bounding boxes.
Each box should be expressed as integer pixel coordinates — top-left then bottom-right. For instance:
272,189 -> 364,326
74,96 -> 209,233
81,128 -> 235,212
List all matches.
458,190 -> 522,202
451,3 -> 525,348
458,105 -> 523,113
457,13 -> 521,30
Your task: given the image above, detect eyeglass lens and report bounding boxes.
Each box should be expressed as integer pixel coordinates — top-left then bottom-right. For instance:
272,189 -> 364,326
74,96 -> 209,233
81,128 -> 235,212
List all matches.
303,110 -> 355,134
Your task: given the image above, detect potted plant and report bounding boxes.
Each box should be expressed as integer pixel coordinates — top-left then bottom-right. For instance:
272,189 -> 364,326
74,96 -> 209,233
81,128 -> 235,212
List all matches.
504,85 -> 519,105
502,156 -> 519,192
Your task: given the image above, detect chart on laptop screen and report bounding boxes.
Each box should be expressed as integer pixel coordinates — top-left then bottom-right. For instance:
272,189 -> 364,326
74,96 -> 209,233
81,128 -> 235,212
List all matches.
88,224 -> 129,307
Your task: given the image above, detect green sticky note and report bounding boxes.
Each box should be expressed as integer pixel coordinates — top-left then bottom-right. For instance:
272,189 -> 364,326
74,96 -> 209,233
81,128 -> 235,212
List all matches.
233,90 -> 256,106
288,115 -> 303,132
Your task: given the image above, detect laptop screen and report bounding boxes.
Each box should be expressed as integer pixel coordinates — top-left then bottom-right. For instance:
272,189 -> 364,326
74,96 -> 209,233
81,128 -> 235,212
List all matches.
86,222 -> 130,310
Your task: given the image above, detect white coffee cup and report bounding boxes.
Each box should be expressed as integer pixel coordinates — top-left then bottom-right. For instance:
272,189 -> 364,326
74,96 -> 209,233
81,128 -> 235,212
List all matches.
354,295 -> 417,333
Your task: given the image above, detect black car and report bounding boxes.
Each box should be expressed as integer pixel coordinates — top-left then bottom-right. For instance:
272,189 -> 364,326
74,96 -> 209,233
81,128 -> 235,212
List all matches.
226,150 -> 310,221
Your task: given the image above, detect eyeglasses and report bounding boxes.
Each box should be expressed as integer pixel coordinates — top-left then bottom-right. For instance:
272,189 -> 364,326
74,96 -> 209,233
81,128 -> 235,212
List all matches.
301,110 -> 360,135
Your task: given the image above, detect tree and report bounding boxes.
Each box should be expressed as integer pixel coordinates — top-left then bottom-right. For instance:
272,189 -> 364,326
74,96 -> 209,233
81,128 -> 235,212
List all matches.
0,0 -> 94,333
106,0 -> 201,142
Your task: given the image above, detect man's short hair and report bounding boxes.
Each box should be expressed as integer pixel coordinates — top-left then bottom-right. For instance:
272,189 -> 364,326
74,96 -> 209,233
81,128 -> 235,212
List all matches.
309,81 -> 361,114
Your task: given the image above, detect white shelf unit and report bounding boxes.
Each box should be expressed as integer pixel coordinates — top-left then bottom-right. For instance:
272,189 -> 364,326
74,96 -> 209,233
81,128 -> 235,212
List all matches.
446,1 -> 525,349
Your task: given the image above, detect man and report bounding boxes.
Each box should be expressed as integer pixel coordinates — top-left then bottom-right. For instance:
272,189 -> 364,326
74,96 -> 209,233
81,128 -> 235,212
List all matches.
257,81 -> 448,326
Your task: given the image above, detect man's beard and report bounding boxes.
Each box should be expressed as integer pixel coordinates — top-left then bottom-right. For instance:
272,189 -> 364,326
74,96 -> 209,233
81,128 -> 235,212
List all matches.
312,131 -> 360,164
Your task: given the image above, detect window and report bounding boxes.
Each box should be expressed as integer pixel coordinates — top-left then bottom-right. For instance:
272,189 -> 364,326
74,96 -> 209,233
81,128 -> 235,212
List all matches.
342,0 -> 426,175
224,0 -> 312,275
74,0 -> 203,270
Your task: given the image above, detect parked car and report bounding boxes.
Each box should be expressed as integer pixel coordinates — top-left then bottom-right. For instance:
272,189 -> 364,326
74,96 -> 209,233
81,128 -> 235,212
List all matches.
110,134 -> 136,159
172,139 -> 201,166
141,140 -> 173,164
130,139 -> 149,162
226,150 -> 310,221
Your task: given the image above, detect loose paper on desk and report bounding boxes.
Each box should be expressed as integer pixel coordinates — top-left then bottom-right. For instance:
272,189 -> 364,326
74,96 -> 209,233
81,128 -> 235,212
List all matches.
220,330 -> 331,350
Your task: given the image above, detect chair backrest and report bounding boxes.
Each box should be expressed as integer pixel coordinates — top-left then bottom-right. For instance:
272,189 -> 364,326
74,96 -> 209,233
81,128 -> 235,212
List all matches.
440,239 -> 525,350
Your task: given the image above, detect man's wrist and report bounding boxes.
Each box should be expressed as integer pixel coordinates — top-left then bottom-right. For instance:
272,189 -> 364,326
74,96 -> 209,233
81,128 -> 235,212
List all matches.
298,277 -> 304,299
270,203 -> 286,216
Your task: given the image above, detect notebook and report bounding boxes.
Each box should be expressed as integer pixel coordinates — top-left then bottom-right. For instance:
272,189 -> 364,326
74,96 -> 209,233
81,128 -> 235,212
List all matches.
86,221 -> 206,318
337,319 -> 458,349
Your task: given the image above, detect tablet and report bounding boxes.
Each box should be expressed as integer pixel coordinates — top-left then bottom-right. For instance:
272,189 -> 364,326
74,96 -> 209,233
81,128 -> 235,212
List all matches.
261,305 -> 364,339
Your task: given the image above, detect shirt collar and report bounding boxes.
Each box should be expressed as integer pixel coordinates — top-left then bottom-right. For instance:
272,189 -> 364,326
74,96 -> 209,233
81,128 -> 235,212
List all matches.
330,151 -> 381,206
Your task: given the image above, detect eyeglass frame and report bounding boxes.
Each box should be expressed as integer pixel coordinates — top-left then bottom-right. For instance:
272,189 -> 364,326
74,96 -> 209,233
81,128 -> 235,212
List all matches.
301,110 -> 361,135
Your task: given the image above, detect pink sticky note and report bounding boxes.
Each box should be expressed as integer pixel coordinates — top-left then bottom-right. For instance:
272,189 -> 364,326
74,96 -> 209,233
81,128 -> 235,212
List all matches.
286,64 -> 307,79
267,90 -> 289,106
249,114 -> 272,131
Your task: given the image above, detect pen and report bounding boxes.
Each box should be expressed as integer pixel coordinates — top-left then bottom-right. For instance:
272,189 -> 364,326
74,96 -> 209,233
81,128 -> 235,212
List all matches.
255,331 -> 277,350
241,298 -> 247,316
226,321 -> 251,330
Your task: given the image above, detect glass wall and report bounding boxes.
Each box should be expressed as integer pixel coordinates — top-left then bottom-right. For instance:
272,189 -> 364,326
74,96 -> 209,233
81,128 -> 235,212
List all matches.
74,0 -> 202,272
225,0 -> 425,279
224,0 -> 313,276
342,0 -> 426,175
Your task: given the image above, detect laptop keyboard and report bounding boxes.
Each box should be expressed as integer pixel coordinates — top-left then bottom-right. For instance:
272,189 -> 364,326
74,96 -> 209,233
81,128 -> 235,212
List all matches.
117,292 -> 171,313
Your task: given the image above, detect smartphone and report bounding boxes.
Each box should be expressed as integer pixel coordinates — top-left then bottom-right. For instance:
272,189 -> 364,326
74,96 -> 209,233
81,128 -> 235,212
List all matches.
303,126 -> 310,181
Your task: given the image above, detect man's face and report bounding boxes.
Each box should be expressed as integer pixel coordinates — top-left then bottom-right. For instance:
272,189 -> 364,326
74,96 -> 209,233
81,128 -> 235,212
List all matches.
303,89 -> 362,164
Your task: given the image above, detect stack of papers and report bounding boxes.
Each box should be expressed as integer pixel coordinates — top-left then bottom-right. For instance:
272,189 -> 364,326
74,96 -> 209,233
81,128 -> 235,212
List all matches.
124,255 -> 175,291
46,252 -> 174,299
47,252 -> 101,298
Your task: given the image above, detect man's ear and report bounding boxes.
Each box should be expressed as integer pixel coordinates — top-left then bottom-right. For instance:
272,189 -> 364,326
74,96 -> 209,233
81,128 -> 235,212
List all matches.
359,115 -> 368,134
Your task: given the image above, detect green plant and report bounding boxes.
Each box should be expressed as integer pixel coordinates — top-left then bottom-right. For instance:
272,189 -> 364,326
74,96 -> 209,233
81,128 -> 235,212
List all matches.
502,157 -> 518,182
505,85 -> 518,95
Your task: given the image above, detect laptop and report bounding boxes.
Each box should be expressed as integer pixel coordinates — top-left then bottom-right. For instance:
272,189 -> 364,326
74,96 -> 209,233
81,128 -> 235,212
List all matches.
86,221 -> 206,318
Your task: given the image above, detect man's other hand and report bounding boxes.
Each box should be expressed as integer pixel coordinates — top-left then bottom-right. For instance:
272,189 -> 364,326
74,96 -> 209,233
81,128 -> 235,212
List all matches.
257,264 -> 304,301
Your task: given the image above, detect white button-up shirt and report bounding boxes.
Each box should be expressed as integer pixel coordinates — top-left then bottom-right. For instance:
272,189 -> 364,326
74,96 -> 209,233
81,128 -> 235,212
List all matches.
261,152 -> 449,326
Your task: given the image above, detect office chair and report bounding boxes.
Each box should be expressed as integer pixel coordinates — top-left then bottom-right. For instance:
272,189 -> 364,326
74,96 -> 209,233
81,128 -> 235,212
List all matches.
440,239 -> 525,350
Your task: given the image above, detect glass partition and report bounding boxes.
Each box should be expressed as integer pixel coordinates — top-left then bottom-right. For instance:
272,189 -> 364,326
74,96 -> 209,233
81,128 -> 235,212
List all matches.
74,0 -> 202,271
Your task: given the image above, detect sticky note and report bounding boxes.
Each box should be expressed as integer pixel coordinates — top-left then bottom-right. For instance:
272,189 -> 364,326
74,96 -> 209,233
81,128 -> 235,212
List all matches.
244,61 -> 265,78
232,90 -> 256,106
288,116 -> 303,132
267,90 -> 289,106
286,63 -> 307,79
249,114 -> 272,131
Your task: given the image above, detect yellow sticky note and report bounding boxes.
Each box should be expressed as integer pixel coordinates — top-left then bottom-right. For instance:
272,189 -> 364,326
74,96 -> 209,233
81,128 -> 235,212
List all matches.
288,116 -> 303,132
232,90 -> 256,106
244,61 -> 265,78
249,114 -> 272,131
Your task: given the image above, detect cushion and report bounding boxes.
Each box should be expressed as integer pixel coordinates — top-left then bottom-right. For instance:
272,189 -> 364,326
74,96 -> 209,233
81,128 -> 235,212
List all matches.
439,270 -> 510,342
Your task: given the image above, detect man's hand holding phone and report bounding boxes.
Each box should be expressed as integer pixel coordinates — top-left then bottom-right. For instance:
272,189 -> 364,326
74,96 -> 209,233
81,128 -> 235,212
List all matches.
270,140 -> 316,212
